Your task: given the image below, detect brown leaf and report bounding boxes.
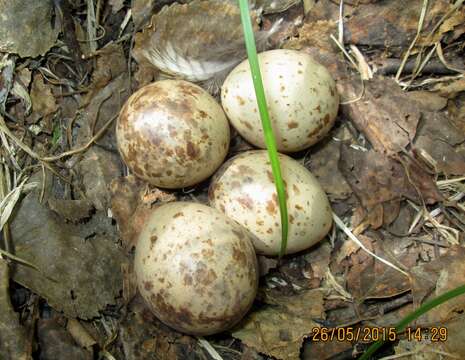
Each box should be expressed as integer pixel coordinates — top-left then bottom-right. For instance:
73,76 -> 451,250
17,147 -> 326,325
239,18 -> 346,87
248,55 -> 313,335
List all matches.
10,179 -> 127,319
339,145 -> 442,225
0,260 -> 29,360
78,147 -> 123,211
342,78 -> 420,154
38,318 -> 92,360
0,0 -> 58,57
306,128 -> 352,201
119,296 -> 200,360
233,289 -> 324,360
89,44 -> 127,93
110,175 -> 177,250
27,73 -> 58,124
47,199 -> 94,223
413,246 -> 465,325
345,0 -> 458,48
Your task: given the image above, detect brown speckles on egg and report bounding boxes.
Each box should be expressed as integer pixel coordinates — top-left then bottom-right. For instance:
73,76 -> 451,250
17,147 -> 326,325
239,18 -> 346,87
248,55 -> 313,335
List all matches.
207,150 -> 333,256
134,202 -> 258,335
116,80 -> 229,189
266,199 -> 277,215
287,121 -> 299,129
221,49 -> 338,152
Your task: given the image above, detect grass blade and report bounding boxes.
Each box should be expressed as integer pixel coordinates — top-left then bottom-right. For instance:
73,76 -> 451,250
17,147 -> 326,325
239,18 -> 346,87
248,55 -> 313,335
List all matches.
238,0 -> 289,257
359,284 -> 465,359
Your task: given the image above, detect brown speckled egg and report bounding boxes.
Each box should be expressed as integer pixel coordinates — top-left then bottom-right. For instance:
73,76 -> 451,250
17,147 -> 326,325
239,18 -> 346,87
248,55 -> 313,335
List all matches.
209,150 -> 332,256
116,80 -> 230,188
134,201 -> 259,335
221,49 -> 339,152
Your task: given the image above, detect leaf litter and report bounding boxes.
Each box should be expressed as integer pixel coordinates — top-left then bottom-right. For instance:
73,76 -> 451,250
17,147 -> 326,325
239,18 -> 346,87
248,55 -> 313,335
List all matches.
0,0 -> 464,359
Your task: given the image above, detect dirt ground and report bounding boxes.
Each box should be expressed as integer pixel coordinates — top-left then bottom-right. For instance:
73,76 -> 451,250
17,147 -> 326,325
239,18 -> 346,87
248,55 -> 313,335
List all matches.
0,0 -> 465,359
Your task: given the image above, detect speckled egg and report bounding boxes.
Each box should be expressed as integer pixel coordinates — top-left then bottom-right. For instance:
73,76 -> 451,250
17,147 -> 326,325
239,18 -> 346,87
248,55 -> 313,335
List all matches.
221,49 -> 339,152
116,80 -> 230,188
209,150 -> 332,255
134,201 -> 259,335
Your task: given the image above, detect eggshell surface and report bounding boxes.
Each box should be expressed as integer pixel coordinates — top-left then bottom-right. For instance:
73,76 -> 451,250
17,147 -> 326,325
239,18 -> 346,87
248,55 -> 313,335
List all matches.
117,80 -> 230,188
209,150 -> 332,255
221,49 -> 339,152
134,202 -> 259,335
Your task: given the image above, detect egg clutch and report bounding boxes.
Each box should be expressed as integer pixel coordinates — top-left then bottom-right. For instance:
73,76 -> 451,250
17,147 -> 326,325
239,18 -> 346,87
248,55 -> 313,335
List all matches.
116,49 -> 339,335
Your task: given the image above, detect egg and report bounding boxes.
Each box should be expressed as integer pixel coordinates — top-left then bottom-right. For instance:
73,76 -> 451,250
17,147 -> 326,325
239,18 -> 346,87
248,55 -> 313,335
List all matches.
116,80 -> 230,189
209,150 -> 332,255
221,49 -> 339,152
134,201 -> 259,335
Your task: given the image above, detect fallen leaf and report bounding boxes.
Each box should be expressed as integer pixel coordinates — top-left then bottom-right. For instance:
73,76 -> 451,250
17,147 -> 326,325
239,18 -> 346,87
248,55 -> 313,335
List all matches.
342,78 -> 420,155
78,147 -> 123,211
339,145 -> 442,227
109,0 -> 125,13
232,289 -> 324,360
26,73 -> 58,125
47,199 -> 94,223
10,179 -> 127,319
38,318 -> 92,360
0,0 -> 58,57
119,295 -> 201,360
306,128 -> 353,201
0,260 -> 29,360
414,111 -> 465,175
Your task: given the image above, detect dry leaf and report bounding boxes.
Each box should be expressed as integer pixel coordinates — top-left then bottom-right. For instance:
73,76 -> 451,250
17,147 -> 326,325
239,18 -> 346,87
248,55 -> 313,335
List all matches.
233,289 -> 324,360
10,180 -> 127,319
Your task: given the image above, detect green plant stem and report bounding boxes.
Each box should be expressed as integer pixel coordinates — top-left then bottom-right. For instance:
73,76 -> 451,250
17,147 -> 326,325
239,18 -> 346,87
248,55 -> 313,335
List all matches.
238,0 -> 289,257
359,284 -> 465,360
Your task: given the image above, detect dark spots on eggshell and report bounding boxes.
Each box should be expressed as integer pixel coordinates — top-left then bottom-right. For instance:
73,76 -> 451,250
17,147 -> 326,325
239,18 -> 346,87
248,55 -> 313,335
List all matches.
237,195 -> 254,210
173,212 -> 184,218
241,120 -> 253,130
266,170 -> 274,183
144,281 -> 153,291
293,184 -> 300,194
194,262 -> 217,286
199,110 -> 208,118
184,274 -> 193,286
236,96 -> 246,106
266,199 -> 277,215
150,235 -> 158,245
287,121 -> 299,129
266,228 -> 273,234
232,246 -> 247,267
295,204 -> 303,210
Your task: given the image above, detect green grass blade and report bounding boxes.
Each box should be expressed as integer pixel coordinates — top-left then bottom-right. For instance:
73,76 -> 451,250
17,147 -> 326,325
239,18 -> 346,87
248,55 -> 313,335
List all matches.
238,0 -> 289,257
359,284 -> 465,360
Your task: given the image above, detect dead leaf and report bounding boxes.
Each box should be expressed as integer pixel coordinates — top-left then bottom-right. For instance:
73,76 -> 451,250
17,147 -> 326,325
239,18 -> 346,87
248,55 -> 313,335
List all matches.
407,91 -> 448,112
47,199 -> 94,223
119,296 -> 201,360
342,78 -> 420,154
27,73 -> 58,125
10,180 -> 127,319
413,246 -> 465,325
0,259 -> 29,360
110,175 -> 176,250
0,0 -> 58,57
339,145 -> 442,227
90,44 -> 127,93
232,289 -> 324,360
345,0 -> 459,49
78,147 -> 123,211
414,111 -> 465,175
109,0 -> 125,13
38,318 -> 92,360
306,128 -> 352,201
